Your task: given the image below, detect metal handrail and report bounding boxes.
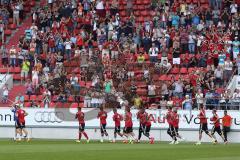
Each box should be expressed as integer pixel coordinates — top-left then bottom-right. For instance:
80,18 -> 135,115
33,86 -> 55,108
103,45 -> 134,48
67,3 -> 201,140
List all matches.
0,67 -> 9,83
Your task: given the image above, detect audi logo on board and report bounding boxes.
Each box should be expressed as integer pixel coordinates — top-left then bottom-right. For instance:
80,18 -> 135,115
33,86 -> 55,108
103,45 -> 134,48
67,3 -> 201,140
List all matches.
34,111 -> 64,123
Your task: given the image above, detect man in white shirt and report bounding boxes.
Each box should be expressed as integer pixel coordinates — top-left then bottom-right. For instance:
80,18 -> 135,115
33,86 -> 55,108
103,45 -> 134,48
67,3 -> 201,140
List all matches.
13,3 -> 20,26
64,38 -> 72,60
149,43 -> 159,63
188,32 -> 196,54
223,57 -> 233,85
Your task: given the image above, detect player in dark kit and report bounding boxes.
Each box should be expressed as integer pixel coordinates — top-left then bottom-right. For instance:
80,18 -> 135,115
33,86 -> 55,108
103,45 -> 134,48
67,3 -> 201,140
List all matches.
172,108 -> 185,144
196,105 -> 215,145
11,103 -> 20,141
210,109 -> 225,143
136,107 -> 154,144
75,107 -> 89,143
166,107 -> 176,144
112,108 -> 124,142
16,105 -> 30,141
97,106 -> 109,142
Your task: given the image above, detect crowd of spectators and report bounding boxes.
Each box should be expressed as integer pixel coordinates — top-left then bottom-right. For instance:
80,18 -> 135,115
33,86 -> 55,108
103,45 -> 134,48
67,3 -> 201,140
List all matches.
1,0 -> 240,110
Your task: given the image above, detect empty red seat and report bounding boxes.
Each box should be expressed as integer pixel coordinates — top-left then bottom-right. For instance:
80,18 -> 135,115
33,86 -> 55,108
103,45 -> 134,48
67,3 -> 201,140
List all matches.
159,74 -> 167,81
4,29 -> 11,36
9,24 -> 16,30
30,95 -> 37,101
171,68 -> 180,74
71,102 -> 79,108
24,95 -> 29,102
13,67 -> 21,73
0,68 -> 8,73
13,74 -> 21,80
24,102 -> 31,107
180,68 -> 188,74
37,95 -> 43,101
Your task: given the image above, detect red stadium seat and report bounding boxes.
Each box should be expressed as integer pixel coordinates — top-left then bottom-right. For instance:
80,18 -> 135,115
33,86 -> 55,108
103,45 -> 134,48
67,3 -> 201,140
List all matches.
180,68 -> 188,74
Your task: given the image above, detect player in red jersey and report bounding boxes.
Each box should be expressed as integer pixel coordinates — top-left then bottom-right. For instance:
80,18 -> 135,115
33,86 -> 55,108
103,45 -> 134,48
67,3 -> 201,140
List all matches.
75,107 -> 89,143
112,108 -> 123,142
172,108 -> 185,144
210,109 -> 225,143
123,106 -> 135,144
97,106 -> 109,142
196,105 -> 215,145
136,107 -> 154,143
16,105 -> 29,141
166,107 -> 176,144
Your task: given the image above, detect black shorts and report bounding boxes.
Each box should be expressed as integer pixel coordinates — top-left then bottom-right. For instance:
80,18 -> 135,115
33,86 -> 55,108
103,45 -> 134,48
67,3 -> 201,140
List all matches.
100,124 -> 107,134
173,127 -> 179,135
79,123 -> 85,132
222,126 -> 230,132
199,123 -> 209,134
212,126 -> 222,135
167,125 -> 174,134
144,125 -> 151,134
15,121 -> 20,129
17,121 -> 25,129
124,127 -> 133,134
139,124 -> 146,132
115,126 -> 121,133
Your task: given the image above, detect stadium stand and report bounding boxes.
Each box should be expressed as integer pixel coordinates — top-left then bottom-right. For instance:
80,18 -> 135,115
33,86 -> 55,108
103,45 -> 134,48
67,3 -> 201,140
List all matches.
0,0 -> 239,110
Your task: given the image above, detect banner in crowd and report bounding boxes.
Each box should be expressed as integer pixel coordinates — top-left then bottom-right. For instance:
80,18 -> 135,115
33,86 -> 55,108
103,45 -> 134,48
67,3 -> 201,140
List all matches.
0,108 -> 240,130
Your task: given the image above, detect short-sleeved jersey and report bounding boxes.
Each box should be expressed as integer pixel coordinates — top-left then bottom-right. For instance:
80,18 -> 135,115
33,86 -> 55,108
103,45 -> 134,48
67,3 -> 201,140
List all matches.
199,109 -> 207,124
98,111 -> 107,125
137,111 -> 148,125
113,113 -> 123,127
166,110 -> 173,125
211,113 -> 220,127
172,112 -> 179,128
17,109 -> 26,123
125,112 -> 133,127
76,111 -> 85,124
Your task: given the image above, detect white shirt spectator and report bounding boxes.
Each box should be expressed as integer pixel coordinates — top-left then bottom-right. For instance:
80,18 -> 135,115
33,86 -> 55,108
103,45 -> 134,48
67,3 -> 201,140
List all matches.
224,61 -> 233,71
149,47 -> 159,57
64,41 -> 72,50
96,1 -> 104,10
230,3 -> 238,14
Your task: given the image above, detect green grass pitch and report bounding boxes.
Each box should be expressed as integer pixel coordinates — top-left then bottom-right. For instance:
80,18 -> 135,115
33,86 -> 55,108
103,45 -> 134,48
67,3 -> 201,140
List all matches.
1,140 -> 240,160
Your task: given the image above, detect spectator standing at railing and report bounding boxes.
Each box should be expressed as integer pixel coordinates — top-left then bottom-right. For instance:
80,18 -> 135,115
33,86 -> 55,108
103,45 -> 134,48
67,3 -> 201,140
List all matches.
236,54 -> 240,75
223,57 -> 233,86
0,19 -> 4,43
12,2 -> 20,27
1,45 -> 8,68
2,84 -> 8,104
9,45 -> 17,67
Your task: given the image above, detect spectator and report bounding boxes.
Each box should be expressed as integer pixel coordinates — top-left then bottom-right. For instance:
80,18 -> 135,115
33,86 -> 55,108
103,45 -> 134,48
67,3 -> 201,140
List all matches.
9,45 -> 17,67
21,58 -> 30,84
173,79 -> 184,99
223,57 -> 233,85
2,84 -> 8,104
25,79 -> 33,99
182,95 -> 193,110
